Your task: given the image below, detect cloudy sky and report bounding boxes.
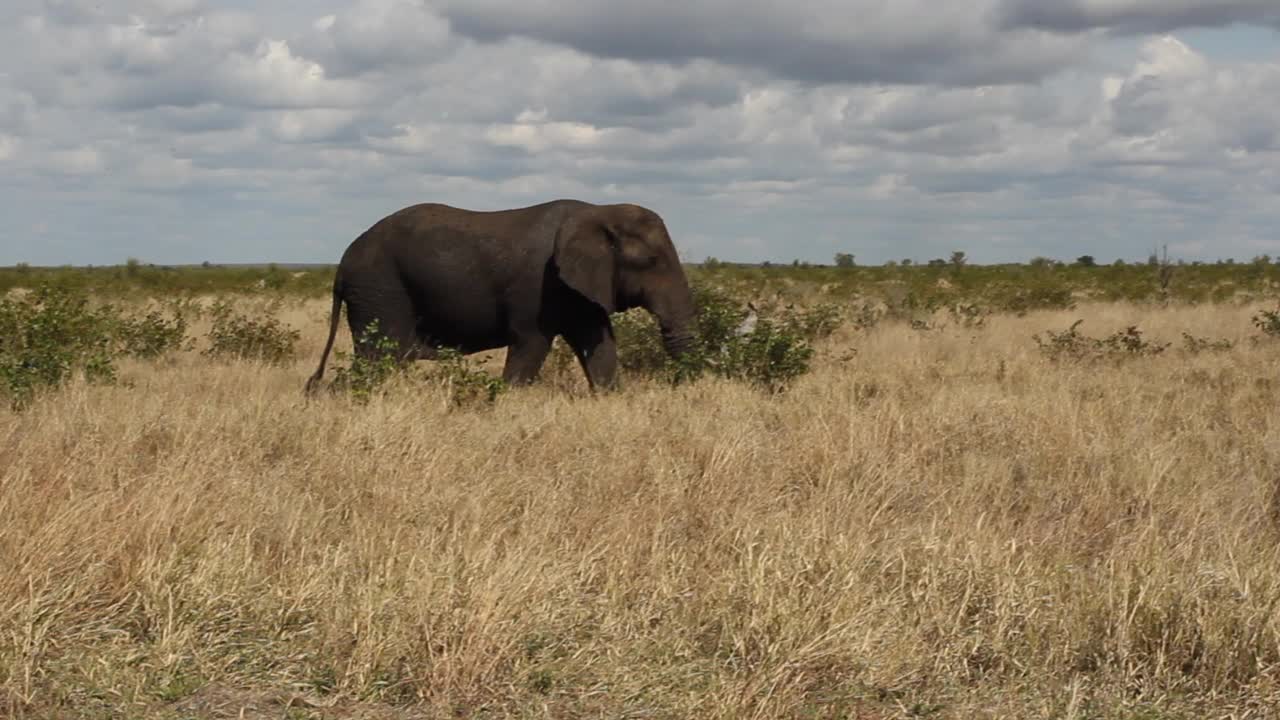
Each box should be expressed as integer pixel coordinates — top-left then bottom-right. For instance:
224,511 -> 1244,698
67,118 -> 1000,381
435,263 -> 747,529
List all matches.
1,0 -> 1278,266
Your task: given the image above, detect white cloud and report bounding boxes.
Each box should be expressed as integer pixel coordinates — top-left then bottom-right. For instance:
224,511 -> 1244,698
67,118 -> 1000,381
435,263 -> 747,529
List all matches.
485,121 -> 608,153
295,0 -> 456,77
215,39 -> 365,108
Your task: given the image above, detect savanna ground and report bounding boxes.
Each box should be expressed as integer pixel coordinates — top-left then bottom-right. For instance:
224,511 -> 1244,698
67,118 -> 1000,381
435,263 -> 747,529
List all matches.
4,259 -> 1280,719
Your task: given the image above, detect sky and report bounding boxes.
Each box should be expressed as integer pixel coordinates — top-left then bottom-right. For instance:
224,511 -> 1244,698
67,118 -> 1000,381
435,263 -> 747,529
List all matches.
1,1 -> 1278,266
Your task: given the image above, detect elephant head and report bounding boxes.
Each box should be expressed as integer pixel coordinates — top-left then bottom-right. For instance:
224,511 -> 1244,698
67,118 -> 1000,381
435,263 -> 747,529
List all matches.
553,203 -> 697,357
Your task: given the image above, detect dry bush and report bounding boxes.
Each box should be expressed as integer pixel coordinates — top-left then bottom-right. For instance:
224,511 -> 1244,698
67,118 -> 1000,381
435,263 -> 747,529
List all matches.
2,297 -> 1280,718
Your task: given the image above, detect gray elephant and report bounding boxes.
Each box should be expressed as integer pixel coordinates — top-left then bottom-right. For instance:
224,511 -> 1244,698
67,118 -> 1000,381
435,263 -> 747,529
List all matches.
305,198 -> 697,394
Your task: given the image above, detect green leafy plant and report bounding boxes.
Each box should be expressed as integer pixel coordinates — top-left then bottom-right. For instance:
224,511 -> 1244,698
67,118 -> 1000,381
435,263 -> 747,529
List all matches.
0,285 -> 119,408
114,307 -> 191,359
1251,307 -> 1280,339
329,319 -> 402,402
1033,320 -> 1168,363
613,281 -> 830,393
613,308 -> 670,375
329,320 -> 506,408
779,301 -> 842,340
428,347 -> 507,409
707,316 -> 816,392
203,299 -> 300,365
1001,284 -> 1076,315
1096,325 -> 1169,357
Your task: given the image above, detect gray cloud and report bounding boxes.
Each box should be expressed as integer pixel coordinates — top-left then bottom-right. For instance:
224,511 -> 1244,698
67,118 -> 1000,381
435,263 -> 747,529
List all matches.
434,0 -> 1091,87
292,0 -> 457,78
998,0 -> 1280,34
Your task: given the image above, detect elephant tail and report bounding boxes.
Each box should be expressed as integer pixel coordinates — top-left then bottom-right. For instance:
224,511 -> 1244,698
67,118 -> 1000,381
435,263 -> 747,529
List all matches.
304,272 -> 344,396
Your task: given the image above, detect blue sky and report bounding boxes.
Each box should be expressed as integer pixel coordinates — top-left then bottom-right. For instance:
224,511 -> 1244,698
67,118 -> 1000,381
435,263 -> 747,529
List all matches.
1,1 -> 1278,266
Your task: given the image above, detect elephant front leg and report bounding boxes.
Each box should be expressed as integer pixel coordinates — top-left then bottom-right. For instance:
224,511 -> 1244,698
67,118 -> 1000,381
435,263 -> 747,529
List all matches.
502,334 -> 553,385
562,322 -> 619,391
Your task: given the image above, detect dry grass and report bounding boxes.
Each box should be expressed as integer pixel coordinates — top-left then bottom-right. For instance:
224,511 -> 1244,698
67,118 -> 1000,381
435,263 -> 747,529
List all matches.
4,297 -> 1280,719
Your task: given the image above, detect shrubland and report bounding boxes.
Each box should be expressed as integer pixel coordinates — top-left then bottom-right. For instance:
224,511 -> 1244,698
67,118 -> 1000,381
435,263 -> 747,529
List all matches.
3,262 -> 1280,718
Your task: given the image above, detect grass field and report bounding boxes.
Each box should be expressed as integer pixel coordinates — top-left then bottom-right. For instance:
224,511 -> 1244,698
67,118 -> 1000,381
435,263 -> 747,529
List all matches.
4,265 -> 1280,718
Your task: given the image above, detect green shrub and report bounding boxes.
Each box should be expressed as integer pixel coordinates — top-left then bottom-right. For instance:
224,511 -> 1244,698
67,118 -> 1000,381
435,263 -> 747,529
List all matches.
613,281 -> 831,392
613,308 -> 669,374
114,307 -> 191,359
429,347 -> 507,409
0,285 -> 119,408
780,301 -> 843,340
881,287 -> 949,323
702,316 -> 816,392
1033,320 -> 1169,363
328,320 -> 506,409
1096,325 -> 1169,357
7,261 -> 1280,307
329,319 -> 402,402
1252,307 -> 1280,339
203,299 -> 300,365
1000,284 -> 1076,315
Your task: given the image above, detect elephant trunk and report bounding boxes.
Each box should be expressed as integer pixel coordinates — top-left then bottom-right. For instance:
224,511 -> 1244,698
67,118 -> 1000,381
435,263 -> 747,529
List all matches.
661,325 -> 697,357
653,282 -> 698,358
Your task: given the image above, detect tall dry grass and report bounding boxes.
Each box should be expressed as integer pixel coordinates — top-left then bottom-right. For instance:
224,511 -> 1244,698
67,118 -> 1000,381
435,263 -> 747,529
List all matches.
3,298 -> 1280,719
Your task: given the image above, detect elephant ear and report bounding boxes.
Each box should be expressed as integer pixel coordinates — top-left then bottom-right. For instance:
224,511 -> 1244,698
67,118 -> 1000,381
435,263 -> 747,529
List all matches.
553,210 -> 618,313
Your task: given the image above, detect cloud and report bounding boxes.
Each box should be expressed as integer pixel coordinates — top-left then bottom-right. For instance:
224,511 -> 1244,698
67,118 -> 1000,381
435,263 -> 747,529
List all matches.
1089,36 -> 1280,158
294,0 -> 456,78
13,10 -> 368,111
998,0 -> 1280,34
434,0 -> 1091,86
1,0 -> 1279,266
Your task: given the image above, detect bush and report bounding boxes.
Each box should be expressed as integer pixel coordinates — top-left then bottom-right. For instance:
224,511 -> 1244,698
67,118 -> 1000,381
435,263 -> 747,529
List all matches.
1252,307 -> 1280,339
1181,333 -> 1234,354
700,316 -> 816,393
614,281 -> 833,392
1033,320 -> 1169,363
1096,325 -> 1169,357
203,299 -> 300,365
948,302 -> 989,329
429,348 -> 507,409
613,308 -> 670,375
780,301 -> 843,340
0,285 -> 119,408
329,319 -> 402,402
114,307 -> 190,359
329,320 -> 506,409
850,301 -> 884,332
1000,284 -> 1076,315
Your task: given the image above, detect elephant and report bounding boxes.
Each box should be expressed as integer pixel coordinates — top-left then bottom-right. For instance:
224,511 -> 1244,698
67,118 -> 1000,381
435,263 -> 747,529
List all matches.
304,198 -> 698,394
